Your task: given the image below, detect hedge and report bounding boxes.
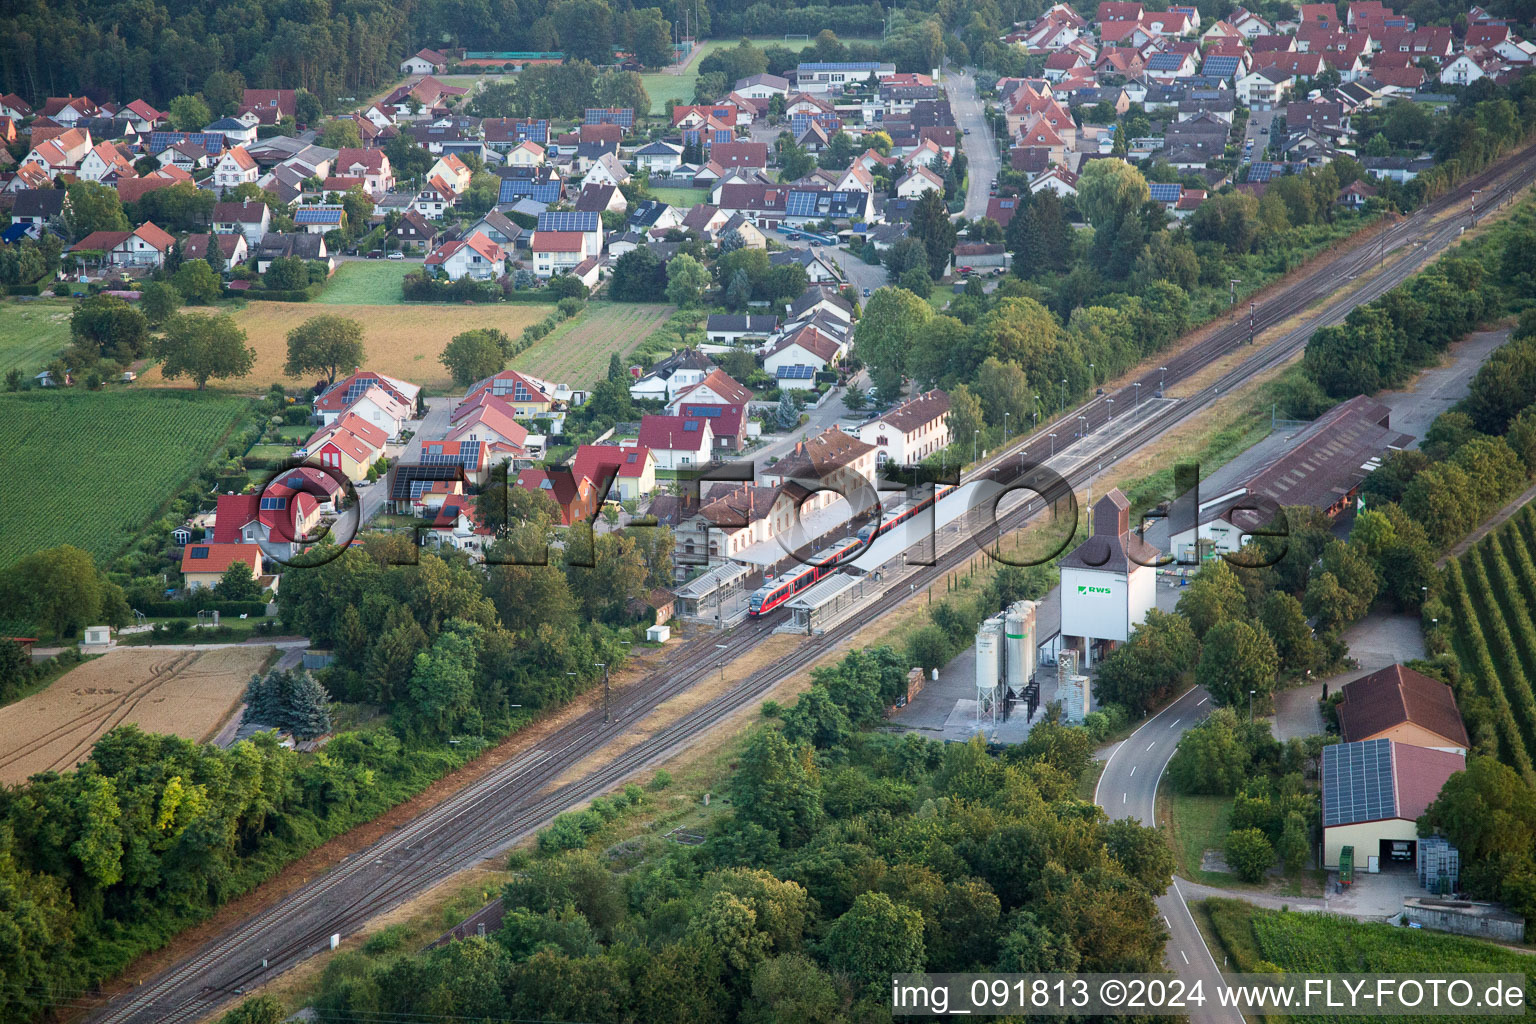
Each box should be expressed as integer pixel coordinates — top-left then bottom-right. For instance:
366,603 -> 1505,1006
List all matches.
241,284 -> 323,302
2,284 -> 43,297
141,600 -> 270,617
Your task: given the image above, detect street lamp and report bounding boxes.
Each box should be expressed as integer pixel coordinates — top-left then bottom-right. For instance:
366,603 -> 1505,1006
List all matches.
1077,414 -> 1087,438
1002,411 -> 1010,441
1249,689 -> 1256,724
1106,396 -> 1114,419
1159,366 -> 1168,395
1048,432 -> 1056,457
1132,381 -> 1141,410
972,429 -> 980,464
1060,378 -> 1067,414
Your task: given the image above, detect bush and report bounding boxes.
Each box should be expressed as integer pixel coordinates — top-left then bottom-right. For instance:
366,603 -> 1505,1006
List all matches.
1225,827 -> 1276,882
557,296 -> 584,318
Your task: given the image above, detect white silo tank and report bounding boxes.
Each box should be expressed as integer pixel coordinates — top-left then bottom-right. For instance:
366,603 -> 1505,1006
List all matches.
1005,600 -> 1037,690
975,615 -> 1002,700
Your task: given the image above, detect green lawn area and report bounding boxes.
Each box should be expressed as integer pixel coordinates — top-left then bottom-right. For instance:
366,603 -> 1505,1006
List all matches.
638,35 -> 881,115
1163,791 -> 1236,884
0,390 -> 251,568
650,187 -> 709,208
317,261 -> 416,305
0,299 -> 74,380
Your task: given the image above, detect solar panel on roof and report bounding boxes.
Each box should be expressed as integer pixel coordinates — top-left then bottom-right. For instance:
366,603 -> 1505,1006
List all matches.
1201,55 -> 1241,77
1247,161 -> 1275,182
785,191 -> 819,218
1322,739 -> 1398,826
776,365 -> 815,379
1148,182 -> 1183,202
536,210 -> 599,232
295,208 -> 342,224
1149,53 -> 1188,70
499,179 -> 560,204
190,547 -> 209,558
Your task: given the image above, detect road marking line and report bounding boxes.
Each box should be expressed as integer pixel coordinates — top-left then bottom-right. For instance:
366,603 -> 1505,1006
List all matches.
1181,950 -> 1190,964
1147,742 -> 1156,751
1122,792 -> 1127,804
1129,765 -> 1136,777
1197,697 -> 1208,706
1164,915 -> 1172,927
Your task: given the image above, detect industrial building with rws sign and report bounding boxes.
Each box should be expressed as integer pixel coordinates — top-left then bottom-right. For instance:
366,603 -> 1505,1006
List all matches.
1058,489 -> 1158,667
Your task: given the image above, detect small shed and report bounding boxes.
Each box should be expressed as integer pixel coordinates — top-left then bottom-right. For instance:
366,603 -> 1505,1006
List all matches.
646,623 -> 671,643
83,625 -> 112,646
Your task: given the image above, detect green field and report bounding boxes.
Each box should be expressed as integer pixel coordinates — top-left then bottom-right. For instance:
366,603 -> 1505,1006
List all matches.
638,35 -> 881,114
512,302 -> 673,386
1199,898 -> 1534,1020
1445,504 -> 1536,783
650,187 -> 709,209
0,300 -> 74,379
0,390 -> 251,567
317,261 -> 417,305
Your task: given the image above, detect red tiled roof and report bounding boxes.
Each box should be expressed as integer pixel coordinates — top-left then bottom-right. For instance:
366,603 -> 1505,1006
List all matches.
213,494 -> 261,543
531,230 -> 584,253
638,413 -> 712,452
1338,664 -> 1469,747
573,444 -> 654,484
181,542 -> 262,575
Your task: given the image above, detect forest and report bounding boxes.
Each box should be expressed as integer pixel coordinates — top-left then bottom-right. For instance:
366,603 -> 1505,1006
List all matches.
294,644 -> 1174,1022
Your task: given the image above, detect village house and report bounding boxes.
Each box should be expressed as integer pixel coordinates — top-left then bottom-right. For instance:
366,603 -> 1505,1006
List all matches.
212,145 -> 260,189
305,413 -> 388,482
761,427 -> 878,518
638,413 -> 716,470
460,369 -> 562,419
855,389 -> 952,466
571,444 -> 658,502
181,543 -> 265,593
182,232 -> 249,271
425,231 -> 505,281
70,222 -> 175,269
212,201 -> 271,246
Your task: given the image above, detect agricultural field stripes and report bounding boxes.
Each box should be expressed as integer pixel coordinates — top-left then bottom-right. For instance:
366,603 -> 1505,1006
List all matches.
512,302 -> 673,387
0,390 -> 251,567
1447,503 -> 1536,782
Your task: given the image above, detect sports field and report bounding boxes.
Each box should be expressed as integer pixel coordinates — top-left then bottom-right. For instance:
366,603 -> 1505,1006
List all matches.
513,302 -> 672,386
0,299 -> 73,378
316,261 -> 417,304
143,302 -> 552,391
0,389 -> 251,567
0,647 -> 273,784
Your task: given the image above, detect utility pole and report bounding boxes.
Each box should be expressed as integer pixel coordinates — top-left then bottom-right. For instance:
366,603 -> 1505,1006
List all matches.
1249,300 -> 1255,345
594,662 -> 610,722
1228,278 -> 1240,304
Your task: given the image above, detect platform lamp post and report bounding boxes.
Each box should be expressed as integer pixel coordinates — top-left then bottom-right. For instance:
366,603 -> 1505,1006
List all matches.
972,429 -> 979,465
1002,411 -> 1010,442
1159,365 -> 1168,396
716,642 -> 728,683
1060,378 -> 1067,414
1249,689 -> 1256,724
1048,432 -> 1056,457
1132,381 -> 1141,410
1106,396 -> 1114,419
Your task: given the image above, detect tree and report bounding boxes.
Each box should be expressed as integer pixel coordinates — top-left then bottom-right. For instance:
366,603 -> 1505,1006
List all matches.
264,255 -> 308,291
595,70 -> 650,114
63,181 -> 130,241
284,315 -> 366,384
1277,812 -> 1309,874
853,287 -> 933,396
0,545 -> 125,640
743,955 -> 842,1024
775,392 -> 799,431
385,132 -> 434,183
70,294 -> 149,360
730,728 -> 823,845
1094,609 -> 1197,716
630,11 -> 674,68
725,268 -> 752,311
821,892 -> 925,993
1103,819 -> 1176,895
286,672 -> 333,739
218,561 -> 261,601
610,247 -> 667,301
440,328 -> 511,388
317,119 -> 362,150
1176,558 -> 1247,639
554,0 -> 614,62
216,996 -> 286,1024
172,260 -> 222,304
1303,540 -> 1378,632
898,266 -> 932,298
665,252 -> 710,306
1196,619 -> 1279,710
1259,591 -> 1316,674
167,94 -> 211,131
908,188 -> 957,280
882,236 -> 929,279
153,312 -> 255,388
1076,159 -> 1150,230
1225,827 -> 1274,883
946,384 -> 986,452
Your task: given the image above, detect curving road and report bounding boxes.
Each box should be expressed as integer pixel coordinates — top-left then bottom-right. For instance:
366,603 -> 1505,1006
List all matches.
946,67 -> 1000,220
1097,686 -> 1237,1023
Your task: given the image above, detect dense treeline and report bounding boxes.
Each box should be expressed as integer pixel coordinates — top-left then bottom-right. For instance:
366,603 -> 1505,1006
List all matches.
304,645 -> 1174,1021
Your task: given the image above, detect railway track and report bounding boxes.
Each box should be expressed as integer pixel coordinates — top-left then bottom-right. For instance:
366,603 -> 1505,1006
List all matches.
76,144 -> 1536,1024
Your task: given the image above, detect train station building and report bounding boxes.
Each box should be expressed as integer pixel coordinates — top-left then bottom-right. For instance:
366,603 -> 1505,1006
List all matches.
1058,489 -> 1158,666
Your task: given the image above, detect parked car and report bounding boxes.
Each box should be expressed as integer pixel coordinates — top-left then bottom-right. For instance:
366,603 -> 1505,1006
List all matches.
958,265 -> 974,275
862,287 -> 871,296
387,251 -> 404,260
963,127 -> 971,135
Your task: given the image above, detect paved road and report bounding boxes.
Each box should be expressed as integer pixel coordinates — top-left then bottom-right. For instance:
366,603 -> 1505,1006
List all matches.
946,68 -> 1000,220
1097,686 -> 1238,1023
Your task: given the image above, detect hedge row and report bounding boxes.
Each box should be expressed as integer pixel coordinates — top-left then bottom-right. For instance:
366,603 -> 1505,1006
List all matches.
240,283 -> 324,302
140,600 -> 269,617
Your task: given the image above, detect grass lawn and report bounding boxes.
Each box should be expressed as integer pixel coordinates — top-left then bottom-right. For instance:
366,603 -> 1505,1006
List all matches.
513,302 -> 673,387
144,302 -> 551,391
638,35 -> 881,114
0,389 -> 251,567
317,261 -> 417,305
0,299 -> 74,379
1162,791 -> 1236,884
650,187 -> 710,208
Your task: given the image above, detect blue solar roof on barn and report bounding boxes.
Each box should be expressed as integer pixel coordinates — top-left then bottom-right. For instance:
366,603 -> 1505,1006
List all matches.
1201,55 -> 1241,78
1322,739 -> 1398,826
537,210 -> 599,232
1148,183 -> 1183,203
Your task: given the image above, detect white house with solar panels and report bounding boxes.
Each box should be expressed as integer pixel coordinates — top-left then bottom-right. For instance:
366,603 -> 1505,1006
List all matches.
793,61 -> 897,93
536,210 -> 603,256
1321,739 -> 1463,874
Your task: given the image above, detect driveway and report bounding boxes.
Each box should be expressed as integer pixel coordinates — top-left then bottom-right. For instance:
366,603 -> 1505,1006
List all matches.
749,373 -> 867,471
1245,107 -> 1278,160
946,68 -> 1000,221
